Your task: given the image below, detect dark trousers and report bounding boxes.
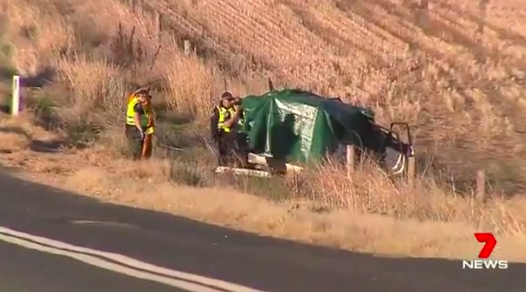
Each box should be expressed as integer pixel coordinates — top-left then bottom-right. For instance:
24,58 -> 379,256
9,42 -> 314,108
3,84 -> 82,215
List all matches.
234,132 -> 249,168
217,130 -> 252,166
125,125 -> 152,160
215,131 -> 234,166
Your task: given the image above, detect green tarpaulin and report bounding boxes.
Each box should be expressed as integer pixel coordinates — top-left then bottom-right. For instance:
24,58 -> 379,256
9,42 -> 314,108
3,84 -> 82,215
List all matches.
241,89 -> 376,164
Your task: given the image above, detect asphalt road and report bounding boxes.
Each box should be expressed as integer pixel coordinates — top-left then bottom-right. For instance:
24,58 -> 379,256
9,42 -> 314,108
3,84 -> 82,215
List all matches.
0,240 -> 184,292
0,166 -> 524,292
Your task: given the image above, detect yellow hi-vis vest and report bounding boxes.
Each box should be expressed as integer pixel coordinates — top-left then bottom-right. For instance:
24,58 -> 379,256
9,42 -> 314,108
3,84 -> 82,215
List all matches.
126,97 -> 155,134
217,106 -> 237,133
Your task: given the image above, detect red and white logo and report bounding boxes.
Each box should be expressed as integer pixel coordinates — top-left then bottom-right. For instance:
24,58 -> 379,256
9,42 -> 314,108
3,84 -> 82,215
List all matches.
462,232 -> 508,270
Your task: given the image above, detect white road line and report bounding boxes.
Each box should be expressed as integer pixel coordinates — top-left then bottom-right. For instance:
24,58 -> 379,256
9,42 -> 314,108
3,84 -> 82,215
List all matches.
0,233 -> 221,292
0,226 -> 269,292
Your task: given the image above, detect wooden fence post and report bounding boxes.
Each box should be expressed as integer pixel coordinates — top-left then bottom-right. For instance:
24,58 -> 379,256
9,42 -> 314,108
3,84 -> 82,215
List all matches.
130,0 -> 137,12
476,170 -> 486,202
155,11 -> 161,31
475,0 -> 489,62
155,12 -> 163,42
417,0 -> 429,27
407,156 -> 415,183
183,40 -> 192,56
346,144 -> 355,178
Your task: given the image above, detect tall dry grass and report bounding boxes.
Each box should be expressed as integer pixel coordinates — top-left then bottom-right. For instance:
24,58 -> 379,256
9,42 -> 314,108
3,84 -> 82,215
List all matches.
1,0 -> 526,259
307,160 -> 525,234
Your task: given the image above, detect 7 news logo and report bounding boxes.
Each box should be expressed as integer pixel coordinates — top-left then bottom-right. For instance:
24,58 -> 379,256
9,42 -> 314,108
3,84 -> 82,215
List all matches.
462,233 -> 508,270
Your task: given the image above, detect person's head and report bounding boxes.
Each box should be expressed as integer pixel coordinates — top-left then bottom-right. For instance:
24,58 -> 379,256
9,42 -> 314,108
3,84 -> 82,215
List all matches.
233,97 -> 242,110
135,87 -> 152,104
220,91 -> 234,107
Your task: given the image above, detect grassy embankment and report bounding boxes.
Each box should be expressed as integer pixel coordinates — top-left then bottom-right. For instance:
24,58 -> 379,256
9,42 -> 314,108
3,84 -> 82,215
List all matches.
1,0 -> 526,261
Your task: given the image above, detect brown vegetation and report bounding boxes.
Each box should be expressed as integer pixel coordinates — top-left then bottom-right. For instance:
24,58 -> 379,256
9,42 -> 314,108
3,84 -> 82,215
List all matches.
1,0 -> 526,261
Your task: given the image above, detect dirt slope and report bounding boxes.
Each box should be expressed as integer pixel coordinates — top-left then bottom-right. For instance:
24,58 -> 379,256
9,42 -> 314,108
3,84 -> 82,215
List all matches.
123,0 -> 526,173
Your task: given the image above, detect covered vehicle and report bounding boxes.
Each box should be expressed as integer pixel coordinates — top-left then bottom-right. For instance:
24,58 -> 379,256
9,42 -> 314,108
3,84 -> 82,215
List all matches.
240,88 -> 413,174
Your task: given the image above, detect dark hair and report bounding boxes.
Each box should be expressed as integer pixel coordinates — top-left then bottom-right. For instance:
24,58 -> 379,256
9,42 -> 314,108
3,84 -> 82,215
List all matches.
134,87 -> 152,99
221,91 -> 233,99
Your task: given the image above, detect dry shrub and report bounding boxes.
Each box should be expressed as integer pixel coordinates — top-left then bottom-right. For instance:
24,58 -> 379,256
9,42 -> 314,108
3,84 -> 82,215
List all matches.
155,43 -> 265,118
1,1 -> 74,75
37,55 -> 128,146
159,48 -> 216,116
304,159 -> 526,235
3,0 -> 526,259
53,54 -> 127,119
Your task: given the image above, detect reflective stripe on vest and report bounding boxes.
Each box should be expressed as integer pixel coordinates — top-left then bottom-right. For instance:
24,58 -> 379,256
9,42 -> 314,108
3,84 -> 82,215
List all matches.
217,106 -> 235,133
126,97 -> 154,134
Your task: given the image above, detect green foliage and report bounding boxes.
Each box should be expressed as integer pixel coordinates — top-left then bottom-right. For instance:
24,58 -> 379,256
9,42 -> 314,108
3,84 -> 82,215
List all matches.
233,176 -> 293,201
27,92 -> 103,148
20,25 -> 39,41
63,116 -> 103,148
27,93 -> 58,119
0,35 -> 17,82
0,38 -> 13,59
170,161 -> 209,187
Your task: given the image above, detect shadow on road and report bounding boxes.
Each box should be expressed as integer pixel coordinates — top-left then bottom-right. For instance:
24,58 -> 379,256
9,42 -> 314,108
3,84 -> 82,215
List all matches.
0,167 -> 523,292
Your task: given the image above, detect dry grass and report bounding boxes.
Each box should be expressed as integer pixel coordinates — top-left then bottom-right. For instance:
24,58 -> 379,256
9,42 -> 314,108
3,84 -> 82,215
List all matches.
2,123 -> 526,261
1,0 -> 526,261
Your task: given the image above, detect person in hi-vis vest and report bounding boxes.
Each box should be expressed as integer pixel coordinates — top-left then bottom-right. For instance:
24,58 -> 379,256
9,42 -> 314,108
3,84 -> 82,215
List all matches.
125,87 -> 155,160
210,92 -> 239,166
232,96 -> 249,167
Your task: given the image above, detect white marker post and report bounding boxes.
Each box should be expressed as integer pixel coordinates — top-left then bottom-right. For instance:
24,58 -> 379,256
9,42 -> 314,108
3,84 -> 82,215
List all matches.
11,75 -> 20,116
